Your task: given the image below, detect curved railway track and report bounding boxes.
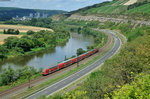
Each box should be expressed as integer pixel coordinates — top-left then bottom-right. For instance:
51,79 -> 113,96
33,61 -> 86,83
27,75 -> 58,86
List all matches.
26,29 -> 122,99
0,30 -> 114,99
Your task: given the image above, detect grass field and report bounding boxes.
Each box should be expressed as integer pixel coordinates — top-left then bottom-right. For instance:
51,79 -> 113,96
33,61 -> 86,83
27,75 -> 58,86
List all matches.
0,24 -> 53,32
0,24 -> 53,44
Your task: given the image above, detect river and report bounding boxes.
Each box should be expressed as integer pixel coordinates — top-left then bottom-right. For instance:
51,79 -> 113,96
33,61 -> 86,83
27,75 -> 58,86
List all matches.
0,33 -> 94,72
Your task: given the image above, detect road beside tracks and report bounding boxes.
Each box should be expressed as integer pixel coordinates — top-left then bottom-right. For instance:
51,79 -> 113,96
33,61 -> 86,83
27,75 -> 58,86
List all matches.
27,30 -> 124,99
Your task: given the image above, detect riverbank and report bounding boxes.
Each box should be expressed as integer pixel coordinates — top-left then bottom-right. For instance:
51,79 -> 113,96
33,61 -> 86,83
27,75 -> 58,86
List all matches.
0,29 -> 109,98
0,37 -> 70,92
0,32 -> 94,92
0,29 -> 70,61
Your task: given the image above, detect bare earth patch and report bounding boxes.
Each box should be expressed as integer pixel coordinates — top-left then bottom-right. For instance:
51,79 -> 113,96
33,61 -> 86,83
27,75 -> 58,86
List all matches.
124,0 -> 137,5
0,34 -> 22,45
0,24 -> 53,32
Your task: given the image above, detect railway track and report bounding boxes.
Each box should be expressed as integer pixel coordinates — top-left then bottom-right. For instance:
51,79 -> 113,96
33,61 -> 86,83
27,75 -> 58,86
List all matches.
26,29 -> 122,99
0,30 -> 113,99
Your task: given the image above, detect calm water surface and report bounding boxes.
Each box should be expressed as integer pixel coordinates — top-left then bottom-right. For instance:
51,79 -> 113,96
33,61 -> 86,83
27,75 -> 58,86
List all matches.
0,33 -> 94,72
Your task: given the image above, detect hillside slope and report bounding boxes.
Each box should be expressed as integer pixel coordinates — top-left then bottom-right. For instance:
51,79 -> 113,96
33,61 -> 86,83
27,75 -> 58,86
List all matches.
70,0 -> 150,15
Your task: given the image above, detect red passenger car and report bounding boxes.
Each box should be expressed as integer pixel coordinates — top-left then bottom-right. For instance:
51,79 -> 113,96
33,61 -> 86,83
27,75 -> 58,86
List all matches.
51,66 -> 58,72
42,48 -> 99,76
65,60 -> 72,66
81,54 -> 85,60
42,68 -> 50,76
88,51 -> 92,56
58,63 -> 65,69
71,58 -> 77,64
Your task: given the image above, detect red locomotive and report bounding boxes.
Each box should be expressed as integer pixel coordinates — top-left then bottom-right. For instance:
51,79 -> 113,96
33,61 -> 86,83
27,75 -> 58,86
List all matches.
42,48 -> 99,76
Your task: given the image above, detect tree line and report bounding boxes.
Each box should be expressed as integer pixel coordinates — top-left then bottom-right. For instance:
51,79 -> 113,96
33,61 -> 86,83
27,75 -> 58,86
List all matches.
0,66 -> 42,86
3,29 -> 20,35
4,18 -> 53,28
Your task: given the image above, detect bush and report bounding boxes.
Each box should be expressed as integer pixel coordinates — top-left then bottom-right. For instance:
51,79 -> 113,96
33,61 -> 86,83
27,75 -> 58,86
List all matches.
16,38 -> 34,52
76,48 -> 85,56
0,66 -> 39,86
27,30 -> 35,35
110,73 -> 150,99
3,29 -> 20,35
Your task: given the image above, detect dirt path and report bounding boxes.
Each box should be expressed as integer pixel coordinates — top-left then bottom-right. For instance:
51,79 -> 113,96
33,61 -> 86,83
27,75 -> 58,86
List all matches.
0,31 -> 113,99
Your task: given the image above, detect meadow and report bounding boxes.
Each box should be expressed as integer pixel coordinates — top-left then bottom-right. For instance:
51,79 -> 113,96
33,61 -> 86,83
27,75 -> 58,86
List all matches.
0,24 -> 53,32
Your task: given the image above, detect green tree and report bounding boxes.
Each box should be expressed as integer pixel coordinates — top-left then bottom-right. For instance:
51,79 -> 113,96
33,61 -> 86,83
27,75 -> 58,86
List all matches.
4,36 -> 19,49
0,66 -> 15,86
27,30 -> 35,35
31,18 -> 37,26
15,29 -> 20,35
78,27 -> 82,34
0,45 -> 8,54
37,38 -> 46,47
17,38 -> 34,51
3,29 -> 6,34
0,45 -> 8,60
110,74 -> 150,99
76,48 -> 85,56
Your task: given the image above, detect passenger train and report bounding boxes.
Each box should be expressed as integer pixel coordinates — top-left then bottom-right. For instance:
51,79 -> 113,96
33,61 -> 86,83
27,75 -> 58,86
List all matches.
42,48 -> 99,76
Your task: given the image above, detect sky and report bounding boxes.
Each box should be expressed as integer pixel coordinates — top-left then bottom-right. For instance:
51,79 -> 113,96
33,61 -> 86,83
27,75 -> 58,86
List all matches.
0,0 -> 111,11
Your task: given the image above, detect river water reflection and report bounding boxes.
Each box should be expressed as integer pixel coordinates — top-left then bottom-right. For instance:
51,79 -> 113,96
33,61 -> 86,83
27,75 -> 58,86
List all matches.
0,33 -> 94,72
